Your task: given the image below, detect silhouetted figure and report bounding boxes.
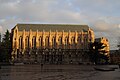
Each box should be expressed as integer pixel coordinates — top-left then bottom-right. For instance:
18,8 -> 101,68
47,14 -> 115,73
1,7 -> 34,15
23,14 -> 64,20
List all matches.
41,63 -> 43,69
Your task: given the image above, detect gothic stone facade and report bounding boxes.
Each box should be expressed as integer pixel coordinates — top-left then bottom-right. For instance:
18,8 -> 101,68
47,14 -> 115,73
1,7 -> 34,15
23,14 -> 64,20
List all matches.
11,24 -> 94,64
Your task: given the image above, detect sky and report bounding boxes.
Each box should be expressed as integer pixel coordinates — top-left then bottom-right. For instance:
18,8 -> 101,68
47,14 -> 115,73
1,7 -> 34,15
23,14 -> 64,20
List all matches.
0,0 -> 120,50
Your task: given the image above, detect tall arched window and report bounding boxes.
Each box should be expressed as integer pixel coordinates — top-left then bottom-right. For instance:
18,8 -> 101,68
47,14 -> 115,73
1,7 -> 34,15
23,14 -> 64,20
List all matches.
19,36 -> 22,49
71,37 -> 75,49
32,36 -> 36,49
77,37 -> 80,43
52,37 -> 56,48
45,36 -> 49,48
84,35 -> 88,43
39,36 -> 42,48
65,36 -> 68,49
84,36 -> 88,49
58,37 -> 62,48
25,36 -> 29,49
77,37 -> 81,49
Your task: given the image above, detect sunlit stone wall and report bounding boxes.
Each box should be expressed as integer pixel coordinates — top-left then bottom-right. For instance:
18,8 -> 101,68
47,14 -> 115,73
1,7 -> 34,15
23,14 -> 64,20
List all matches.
11,24 -> 94,64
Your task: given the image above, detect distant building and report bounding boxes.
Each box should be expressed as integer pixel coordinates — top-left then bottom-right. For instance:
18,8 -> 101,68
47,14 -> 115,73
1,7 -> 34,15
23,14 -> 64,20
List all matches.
11,24 -> 95,64
110,50 -> 120,64
95,37 -> 110,58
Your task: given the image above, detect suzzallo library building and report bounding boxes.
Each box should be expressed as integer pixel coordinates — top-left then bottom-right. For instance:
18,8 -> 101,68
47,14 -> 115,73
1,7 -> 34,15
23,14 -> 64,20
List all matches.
11,24 -> 94,64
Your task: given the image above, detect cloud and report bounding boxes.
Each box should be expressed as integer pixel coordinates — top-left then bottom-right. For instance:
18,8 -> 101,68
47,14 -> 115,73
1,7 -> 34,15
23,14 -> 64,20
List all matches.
93,20 -> 110,32
92,21 -> 120,50
73,0 -> 120,16
119,24 -> 120,29
0,26 -> 3,33
0,0 -> 120,49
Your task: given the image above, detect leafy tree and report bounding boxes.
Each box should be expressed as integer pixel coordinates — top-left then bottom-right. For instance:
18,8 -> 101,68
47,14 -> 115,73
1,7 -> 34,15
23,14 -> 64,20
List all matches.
89,42 -> 109,64
0,30 -> 12,62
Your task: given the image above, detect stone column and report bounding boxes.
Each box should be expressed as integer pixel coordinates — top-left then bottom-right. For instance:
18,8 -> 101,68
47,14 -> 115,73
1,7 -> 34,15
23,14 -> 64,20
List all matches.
22,29 -> 25,51
75,30 -> 78,49
29,29 -> 32,49
68,30 -> 71,49
81,30 -> 84,43
36,30 -> 39,49
62,30 -> 64,49
49,30 -> 52,49
42,30 -> 45,49
14,27 -> 19,62
16,29 -> 19,50
89,28 -> 95,43
55,30 -> 58,49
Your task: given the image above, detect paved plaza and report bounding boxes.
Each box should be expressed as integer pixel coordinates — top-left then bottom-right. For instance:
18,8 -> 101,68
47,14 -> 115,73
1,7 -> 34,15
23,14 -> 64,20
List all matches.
0,65 -> 120,80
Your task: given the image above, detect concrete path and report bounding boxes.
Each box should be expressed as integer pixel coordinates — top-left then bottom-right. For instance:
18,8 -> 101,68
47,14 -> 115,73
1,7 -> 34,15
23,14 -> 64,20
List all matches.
0,65 -> 119,80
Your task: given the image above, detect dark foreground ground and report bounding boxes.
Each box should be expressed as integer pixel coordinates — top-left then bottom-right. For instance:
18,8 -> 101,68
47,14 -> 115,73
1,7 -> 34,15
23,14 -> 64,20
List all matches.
0,64 -> 120,80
